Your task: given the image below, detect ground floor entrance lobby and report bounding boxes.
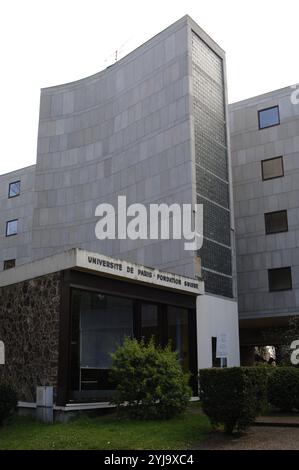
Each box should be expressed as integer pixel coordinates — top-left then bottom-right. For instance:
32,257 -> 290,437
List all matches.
0,249 -> 203,408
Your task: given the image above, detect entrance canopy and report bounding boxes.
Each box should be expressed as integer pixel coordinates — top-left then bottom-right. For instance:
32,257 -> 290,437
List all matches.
0,248 -> 204,296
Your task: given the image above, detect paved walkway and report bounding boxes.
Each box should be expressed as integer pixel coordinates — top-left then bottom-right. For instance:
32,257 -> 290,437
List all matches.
255,415 -> 299,426
196,426 -> 299,450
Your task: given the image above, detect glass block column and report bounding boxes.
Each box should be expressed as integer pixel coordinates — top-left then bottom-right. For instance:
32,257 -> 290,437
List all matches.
192,31 -> 233,297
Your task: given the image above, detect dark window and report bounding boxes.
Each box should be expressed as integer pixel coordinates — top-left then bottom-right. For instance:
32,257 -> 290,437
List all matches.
211,337 -> 221,367
258,106 -> 280,129
6,219 -> 18,236
261,156 -> 284,180
268,267 -> 292,292
265,210 -> 288,234
3,259 -> 16,270
8,181 -> 21,198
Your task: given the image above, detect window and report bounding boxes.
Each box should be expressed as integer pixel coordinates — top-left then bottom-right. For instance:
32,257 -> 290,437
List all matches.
261,156 -> 284,180
258,106 -> 280,129
265,210 -> 288,234
79,293 -> 133,370
5,219 -> 18,236
3,259 -> 16,270
8,181 -> 21,198
268,267 -> 292,292
211,337 -> 221,367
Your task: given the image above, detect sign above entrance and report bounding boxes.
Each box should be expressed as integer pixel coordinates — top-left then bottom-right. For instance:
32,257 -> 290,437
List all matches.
76,250 -> 203,295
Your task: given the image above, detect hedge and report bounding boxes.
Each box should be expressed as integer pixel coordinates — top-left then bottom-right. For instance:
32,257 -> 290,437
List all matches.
199,367 -> 268,434
268,367 -> 299,411
0,384 -> 17,425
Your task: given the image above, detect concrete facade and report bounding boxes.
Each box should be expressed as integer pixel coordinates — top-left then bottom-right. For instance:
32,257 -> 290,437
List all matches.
0,16 -> 236,293
32,15 -> 196,277
229,86 -> 299,348
0,16 -> 240,383
197,294 -> 240,368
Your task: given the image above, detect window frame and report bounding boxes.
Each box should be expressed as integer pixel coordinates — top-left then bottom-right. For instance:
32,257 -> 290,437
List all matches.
8,180 -> 21,199
261,156 -> 284,181
3,259 -> 16,270
5,219 -> 18,237
258,105 -> 280,130
264,210 -> 288,235
268,267 -> 292,292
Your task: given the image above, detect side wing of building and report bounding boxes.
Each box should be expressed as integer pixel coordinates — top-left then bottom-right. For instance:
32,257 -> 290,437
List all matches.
0,165 -> 36,269
230,86 -> 299,325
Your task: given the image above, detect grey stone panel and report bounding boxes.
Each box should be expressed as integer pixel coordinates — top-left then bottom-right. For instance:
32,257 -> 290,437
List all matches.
32,17 -> 198,277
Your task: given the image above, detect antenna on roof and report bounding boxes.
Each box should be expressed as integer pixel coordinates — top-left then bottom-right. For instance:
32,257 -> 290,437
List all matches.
102,36 -> 135,68
114,36 -> 134,62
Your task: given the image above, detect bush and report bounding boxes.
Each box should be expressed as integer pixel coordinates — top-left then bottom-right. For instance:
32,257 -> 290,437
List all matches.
245,367 -> 269,415
0,383 -> 17,424
110,337 -> 192,420
199,367 -> 268,434
268,367 -> 299,412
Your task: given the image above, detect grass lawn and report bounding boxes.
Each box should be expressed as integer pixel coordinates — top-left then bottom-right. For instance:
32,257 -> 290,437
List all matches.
0,405 -> 211,450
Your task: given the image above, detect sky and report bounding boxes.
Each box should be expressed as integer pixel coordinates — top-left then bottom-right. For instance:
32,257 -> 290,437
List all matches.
1,0 -> 298,175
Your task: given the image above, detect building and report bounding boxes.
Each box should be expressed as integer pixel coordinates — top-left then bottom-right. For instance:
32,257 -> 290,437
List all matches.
229,85 -> 299,363
0,248 -> 203,409
0,15 -> 240,410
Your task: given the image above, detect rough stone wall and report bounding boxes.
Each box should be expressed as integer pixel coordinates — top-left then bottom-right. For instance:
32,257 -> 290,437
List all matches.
0,272 -> 61,402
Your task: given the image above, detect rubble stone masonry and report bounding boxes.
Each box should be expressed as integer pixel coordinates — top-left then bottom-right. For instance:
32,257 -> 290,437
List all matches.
0,272 -> 61,402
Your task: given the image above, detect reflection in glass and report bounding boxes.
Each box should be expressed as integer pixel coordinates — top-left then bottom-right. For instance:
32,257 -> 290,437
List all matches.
167,307 -> 189,371
79,292 -> 133,369
9,181 -> 21,198
141,304 -> 158,344
6,219 -> 18,236
258,106 -> 280,129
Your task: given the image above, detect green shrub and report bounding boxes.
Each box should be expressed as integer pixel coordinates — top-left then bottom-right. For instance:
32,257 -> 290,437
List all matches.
199,367 -> 268,434
0,384 -> 17,425
110,337 -> 192,420
268,367 -> 299,411
245,367 -> 269,415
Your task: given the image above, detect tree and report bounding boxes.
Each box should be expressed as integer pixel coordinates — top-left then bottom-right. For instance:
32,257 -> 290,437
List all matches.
263,316 -> 299,366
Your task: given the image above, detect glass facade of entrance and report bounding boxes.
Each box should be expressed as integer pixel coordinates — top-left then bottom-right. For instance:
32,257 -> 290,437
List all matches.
69,286 -> 196,401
